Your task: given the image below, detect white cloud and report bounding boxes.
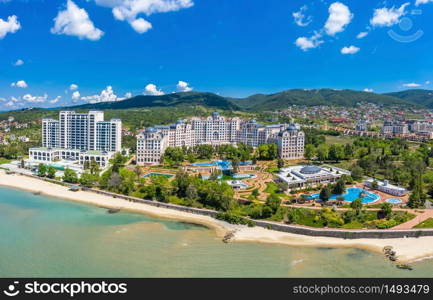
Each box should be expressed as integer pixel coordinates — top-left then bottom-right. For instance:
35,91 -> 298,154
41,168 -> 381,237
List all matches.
295,32 -> 323,51
94,0 -> 194,33
363,88 -> 374,93
13,59 -> 24,66
5,101 -> 15,107
70,83 -> 79,90
293,5 -> 312,27
426,80 -> 431,85
416,0 -> 433,6
71,91 -> 81,101
0,15 -> 21,39
402,83 -> 421,87
23,94 -> 48,103
123,92 -> 132,99
324,2 -> 353,36
50,96 -> 61,104
51,0 -> 104,41
176,80 -> 192,92
130,18 -> 152,33
80,86 -> 122,103
370,3 -> 409,27
356,31 -> 368,39
144,83 -> 164,95
341,45 -> 360,54
11,80 -> 28,88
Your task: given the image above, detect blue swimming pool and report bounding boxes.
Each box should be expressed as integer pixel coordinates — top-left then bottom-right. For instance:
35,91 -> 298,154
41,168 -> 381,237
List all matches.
310,187 -> 380,204
232,173 -> 257,179
386,198 -> 402,204
143,172 -> 174,178
191,160 -> 252,170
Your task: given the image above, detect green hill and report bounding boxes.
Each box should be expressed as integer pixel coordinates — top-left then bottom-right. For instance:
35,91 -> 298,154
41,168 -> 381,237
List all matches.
384,89 -> 433,108
69,92 -> 240,111
233,89 -> 415,111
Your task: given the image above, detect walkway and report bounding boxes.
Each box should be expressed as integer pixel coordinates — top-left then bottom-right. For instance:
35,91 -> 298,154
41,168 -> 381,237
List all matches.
392,210 -> 433,229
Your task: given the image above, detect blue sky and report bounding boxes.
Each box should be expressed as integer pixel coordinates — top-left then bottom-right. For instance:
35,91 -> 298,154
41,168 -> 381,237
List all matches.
1,0 -> 433,110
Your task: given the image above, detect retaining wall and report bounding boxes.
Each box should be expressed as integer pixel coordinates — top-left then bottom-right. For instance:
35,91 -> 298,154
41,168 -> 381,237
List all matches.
11,171 -> 433,239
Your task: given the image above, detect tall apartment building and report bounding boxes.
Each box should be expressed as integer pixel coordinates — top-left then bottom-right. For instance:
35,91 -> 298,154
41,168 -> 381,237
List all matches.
30,111 -> 122,168
277,124 -> 305,160
381,120 -> 409,135
136,112 -> 304,165
43,111 -> 121,152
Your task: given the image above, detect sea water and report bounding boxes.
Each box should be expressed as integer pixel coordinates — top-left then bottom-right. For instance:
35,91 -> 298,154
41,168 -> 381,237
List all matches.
1,186 -> 432,277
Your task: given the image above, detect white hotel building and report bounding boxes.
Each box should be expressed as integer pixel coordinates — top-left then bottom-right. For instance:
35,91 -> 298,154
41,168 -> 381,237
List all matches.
29,111 -> 121,168
136,112 -> 304,165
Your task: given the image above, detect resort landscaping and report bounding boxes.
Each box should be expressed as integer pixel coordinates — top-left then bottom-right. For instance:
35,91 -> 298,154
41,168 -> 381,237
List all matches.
2,113 -> 433,232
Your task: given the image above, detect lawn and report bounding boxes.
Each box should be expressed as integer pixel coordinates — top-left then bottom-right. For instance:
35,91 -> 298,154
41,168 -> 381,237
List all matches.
0,158 -> 11,165
264,182 -> 289,200
325,135 -> 355,145
413,218 -> 433,229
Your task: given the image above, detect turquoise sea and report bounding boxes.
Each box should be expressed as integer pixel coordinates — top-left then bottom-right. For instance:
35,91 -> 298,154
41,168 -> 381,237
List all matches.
1,186 -> 433,277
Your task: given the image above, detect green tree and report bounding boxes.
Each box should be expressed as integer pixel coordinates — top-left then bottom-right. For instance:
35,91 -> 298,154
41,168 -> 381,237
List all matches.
90,160 -> 100,175
265,193 -> 281,214
350,166 -> 364,181
319,185 -> 331,202
317,144 -> 329,162
304,144 -> 316,161
63,168 -> 78,184
232,158 -> 240,174
134,165 -> 143,179
47,166 -> 56,179
332,178 -> 346,195
378,202 -> 392,220
408,173 -> 427,208
350,198 -> 363,215
251,188 -> 260,199
80,172 -> 97,187
328,144 -> 344,162
37,163 -> 47,177
277,158 -> 284,169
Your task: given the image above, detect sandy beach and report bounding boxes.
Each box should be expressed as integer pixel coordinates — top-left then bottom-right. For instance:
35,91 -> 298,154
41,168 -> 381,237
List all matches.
1,170 -> 433,264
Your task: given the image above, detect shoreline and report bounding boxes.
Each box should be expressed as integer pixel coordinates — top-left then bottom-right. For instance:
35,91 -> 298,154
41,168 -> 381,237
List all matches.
1,170 -> 433,264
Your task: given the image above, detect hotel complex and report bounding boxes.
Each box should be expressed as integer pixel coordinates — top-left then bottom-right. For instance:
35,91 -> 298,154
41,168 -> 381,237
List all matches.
28,111 -> 122,168
136,112 -> 305,165
276,165 -> 351,190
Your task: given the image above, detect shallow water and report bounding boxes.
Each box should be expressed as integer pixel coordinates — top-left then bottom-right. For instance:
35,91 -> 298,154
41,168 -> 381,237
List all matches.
1,186 -> 432,277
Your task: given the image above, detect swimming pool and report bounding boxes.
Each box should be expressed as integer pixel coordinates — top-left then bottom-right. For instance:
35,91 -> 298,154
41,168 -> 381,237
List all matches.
191,160 -> 252,170
143,172 -> 174,178
226,180 -> 248,189
201,175 -> 223,180
232,174 -> 257,179
310,187 -> 380,204
386,198 -> 402,204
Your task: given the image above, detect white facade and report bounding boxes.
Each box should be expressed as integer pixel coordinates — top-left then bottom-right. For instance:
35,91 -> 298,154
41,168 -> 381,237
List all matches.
28,147 -> 112,168
136,113 -> 305,165
276,165 -> 351,189
136,128 -> 169,165
382,120 -> 409,135
44,111 -> 121,152
29,111 -> 121,169
277,125 -> 305,160
364,178 -> 407,196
